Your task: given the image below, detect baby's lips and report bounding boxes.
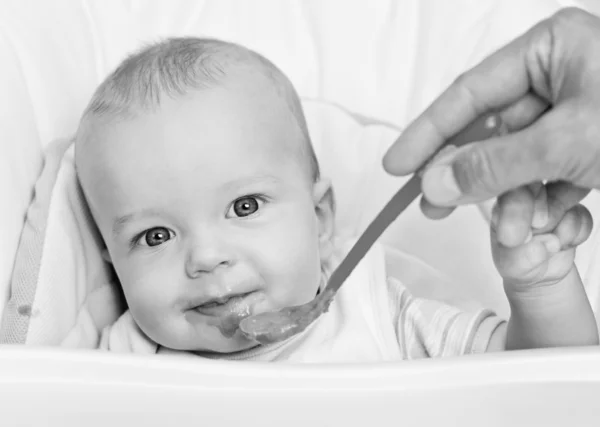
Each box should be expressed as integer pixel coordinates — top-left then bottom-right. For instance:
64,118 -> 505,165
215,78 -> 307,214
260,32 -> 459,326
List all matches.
188,278 -> 261,308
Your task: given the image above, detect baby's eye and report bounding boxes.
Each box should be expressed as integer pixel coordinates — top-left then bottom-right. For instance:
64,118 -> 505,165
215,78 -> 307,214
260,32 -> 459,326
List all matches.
137,227 -> 173,247
228,196 -> 263,218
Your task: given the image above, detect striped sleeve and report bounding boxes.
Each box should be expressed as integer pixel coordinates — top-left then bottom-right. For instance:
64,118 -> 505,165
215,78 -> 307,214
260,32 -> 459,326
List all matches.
387,276 -> 505,359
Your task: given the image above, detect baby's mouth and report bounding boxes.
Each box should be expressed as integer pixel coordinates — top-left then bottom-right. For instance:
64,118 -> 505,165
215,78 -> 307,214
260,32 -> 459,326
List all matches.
194,292 -> 254,317
195,292 -> 260,339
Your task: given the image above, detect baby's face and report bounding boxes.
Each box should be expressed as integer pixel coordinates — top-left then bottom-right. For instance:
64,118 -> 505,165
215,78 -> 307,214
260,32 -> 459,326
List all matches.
79,74 -> 333,353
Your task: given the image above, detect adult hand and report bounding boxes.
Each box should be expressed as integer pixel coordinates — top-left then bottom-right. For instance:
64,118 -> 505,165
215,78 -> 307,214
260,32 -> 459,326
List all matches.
383,7 -> 600,247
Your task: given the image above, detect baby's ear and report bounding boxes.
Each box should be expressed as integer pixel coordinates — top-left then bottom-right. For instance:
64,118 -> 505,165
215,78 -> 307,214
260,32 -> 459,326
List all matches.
101,248 -> 113,264
312,178 -> 336,259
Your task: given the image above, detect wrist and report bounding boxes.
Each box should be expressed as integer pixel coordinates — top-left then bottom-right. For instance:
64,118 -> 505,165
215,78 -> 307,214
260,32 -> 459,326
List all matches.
504,280 -> 561,303
503,266 -> 575,302
504,266 -> 593,321
504,267 -> 582,318
504,267 -> 599,349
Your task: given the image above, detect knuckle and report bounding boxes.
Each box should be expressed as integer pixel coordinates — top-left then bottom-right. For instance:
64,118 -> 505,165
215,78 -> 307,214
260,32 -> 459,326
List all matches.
553,7 -> 588,29
452,72 -> 471,92
451,73 -> 485,115
551,7 -> 598,53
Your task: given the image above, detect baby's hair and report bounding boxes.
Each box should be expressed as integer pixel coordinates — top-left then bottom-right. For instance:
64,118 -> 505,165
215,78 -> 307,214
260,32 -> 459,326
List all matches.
76,37 -> 320,181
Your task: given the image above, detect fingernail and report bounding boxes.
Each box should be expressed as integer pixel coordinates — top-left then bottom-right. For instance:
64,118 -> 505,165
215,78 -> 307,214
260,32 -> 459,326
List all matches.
544,239 -> 561,254
424,165 -> 462,203
532,186 -> 548,229
532,208 -> 548,229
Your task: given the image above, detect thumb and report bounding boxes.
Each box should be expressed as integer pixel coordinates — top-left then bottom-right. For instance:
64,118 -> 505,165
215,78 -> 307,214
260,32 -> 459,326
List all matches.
420,108 -> 570,206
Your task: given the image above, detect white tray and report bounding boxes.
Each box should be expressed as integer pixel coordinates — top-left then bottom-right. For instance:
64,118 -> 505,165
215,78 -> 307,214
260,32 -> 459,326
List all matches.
0,345 -> 599,426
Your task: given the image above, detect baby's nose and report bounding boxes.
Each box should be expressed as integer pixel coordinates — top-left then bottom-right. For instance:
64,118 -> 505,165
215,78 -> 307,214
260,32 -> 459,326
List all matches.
185,239 -> 233,278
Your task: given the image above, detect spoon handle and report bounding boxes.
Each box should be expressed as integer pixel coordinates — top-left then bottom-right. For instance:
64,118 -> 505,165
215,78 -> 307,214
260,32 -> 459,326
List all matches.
324,113 -> 503,294
326,174 -> 422,294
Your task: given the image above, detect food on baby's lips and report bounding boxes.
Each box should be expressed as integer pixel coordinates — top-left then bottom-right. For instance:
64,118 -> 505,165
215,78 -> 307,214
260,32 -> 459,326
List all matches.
196,292 -> 257,338
212,303 -> 251,338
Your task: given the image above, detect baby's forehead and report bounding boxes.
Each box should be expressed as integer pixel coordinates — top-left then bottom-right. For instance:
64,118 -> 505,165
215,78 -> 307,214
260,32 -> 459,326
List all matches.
79,90 -> 306,170
78,113 -> 307,202
77,68 -> 313,186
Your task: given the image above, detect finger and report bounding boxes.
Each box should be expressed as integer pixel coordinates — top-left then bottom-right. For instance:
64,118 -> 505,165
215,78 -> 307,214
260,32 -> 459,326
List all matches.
495,186 -> 535,247
419,105 -> 577,206
383,18 -> 553,176
535,181 -> 591,233
499,92 -> 549,133
492,233 -> 560,281
553,204 -> 594,249
417,96 -> 546,221
418,145 -> 460,219
419,195 -> 455,219
530,182 -> 548,229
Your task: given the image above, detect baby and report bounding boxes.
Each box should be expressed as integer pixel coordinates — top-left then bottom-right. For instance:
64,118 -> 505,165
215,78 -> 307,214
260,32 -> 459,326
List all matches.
74,37 -> 598,361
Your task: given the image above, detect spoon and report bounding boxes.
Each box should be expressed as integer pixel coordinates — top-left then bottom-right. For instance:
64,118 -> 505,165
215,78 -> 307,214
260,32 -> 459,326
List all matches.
239,113 -> 504,344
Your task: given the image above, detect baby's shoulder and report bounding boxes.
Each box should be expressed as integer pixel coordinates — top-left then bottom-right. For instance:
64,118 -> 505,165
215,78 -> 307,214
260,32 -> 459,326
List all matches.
99,310 -> 158,353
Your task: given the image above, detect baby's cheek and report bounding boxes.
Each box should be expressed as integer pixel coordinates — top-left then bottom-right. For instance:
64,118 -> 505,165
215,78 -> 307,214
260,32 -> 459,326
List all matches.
119,267 -> 176,335
127,284 -> 165,327
260,223 -> 321,306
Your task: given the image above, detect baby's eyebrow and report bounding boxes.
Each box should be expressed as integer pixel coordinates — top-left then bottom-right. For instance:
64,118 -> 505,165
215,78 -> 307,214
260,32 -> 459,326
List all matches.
112,208 -> 163,238
220,174 -> 281,192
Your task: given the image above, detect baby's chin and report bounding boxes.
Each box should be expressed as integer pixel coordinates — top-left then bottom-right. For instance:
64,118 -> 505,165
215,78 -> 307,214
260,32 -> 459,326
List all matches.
192,334 -> 261,355
154,326 -> 261,355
